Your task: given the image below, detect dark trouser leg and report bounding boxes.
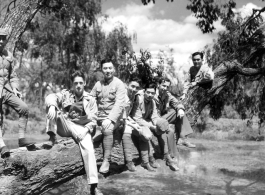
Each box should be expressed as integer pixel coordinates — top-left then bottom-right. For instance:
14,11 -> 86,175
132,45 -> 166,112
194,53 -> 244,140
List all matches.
3,90 -> 34,147
139,140 -> 149,164
175,114 -> 193,141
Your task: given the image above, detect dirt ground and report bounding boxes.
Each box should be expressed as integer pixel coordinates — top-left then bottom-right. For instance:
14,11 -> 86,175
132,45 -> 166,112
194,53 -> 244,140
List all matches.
45,138 -> 265,195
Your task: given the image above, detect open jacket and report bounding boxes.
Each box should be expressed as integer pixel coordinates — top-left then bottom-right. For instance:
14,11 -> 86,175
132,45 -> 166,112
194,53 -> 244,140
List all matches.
45,89 -> 97,130
0,49 -> 19,95
130,90 -> 159,128
154,90 -> 185,116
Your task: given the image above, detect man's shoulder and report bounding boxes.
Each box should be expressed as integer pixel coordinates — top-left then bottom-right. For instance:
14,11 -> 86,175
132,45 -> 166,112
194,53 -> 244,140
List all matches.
83,91 -> 96,101
113,77 -> 124,85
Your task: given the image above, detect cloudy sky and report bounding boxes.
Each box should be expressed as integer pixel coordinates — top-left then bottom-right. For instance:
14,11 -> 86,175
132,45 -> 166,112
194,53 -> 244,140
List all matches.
101,0 -> 265,71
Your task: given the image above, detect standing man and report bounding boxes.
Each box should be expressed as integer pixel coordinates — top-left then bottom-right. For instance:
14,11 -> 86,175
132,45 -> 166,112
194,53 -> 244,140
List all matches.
155,77 -> 195,155
0,28 -> 35,158
45,70 -> 103,195
130,83 -> 179,171
90,60 -> 126,174
123,77 -> 156,172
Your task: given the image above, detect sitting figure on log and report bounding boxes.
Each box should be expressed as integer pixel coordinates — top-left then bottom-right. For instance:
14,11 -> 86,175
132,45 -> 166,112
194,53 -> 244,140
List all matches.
154,77 -> 191,167
130,82 -> 179,171
123,77 -> 156,172
45,70 -> 103,195
90,60 -> 126,174
0,28 -> 35,158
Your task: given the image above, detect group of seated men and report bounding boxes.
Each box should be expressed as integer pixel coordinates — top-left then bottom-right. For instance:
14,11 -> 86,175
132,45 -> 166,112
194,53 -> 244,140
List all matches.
0,26 -> 214,195
44,52 -> 214,195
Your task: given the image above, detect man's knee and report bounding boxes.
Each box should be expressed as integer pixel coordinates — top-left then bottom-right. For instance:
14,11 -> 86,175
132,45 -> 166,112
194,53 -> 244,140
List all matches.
155,118 -> 169,135
124,125 -> 133,135
102,127 -> 114,136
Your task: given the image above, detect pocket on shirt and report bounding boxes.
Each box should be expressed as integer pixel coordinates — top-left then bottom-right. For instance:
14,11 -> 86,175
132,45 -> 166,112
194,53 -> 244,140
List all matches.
108,89 -> 116,100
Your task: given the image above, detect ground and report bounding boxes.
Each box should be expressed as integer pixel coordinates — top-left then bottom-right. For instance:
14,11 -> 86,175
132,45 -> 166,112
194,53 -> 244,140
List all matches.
42,138 -> 265,195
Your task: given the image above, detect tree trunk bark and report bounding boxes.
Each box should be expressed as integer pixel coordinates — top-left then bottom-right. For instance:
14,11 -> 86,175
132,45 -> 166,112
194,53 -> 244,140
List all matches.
0,129 -> 162,195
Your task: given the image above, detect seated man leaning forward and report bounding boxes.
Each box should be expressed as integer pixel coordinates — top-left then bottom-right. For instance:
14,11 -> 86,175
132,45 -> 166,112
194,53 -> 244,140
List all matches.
154,77 -> 188,161
130,82 -> 179,171
45,70 -> 103,195
90,60 -> 126,174
123,77 -> 158,172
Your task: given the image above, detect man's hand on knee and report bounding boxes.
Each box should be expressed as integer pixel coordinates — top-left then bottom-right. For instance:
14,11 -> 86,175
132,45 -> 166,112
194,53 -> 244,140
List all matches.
177,109 -> 185,118
102,119 -> 114,130
47,106 -> 56,120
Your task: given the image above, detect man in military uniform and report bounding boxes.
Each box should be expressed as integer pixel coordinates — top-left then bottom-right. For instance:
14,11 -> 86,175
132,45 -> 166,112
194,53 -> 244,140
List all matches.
46,70 -> 103,195
90,60 -> 126,174
0,28 -> 35,158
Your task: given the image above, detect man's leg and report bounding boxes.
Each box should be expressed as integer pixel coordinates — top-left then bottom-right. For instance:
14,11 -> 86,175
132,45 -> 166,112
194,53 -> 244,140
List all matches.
57,113 -> 102,195
162,109 -> 179,158
175,115 -> 196,148
0,125 -> 9,158
122,124 -> 136,172
3,90 -> 34,148
99,120 -> 120,174
155,118 -> 179,171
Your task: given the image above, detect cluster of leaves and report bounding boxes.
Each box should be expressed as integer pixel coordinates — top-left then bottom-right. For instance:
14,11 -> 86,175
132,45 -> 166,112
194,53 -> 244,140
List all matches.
204,8 -> 265,122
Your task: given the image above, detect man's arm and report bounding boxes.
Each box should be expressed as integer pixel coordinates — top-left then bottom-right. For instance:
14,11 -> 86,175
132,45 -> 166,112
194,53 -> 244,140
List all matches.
45,90 -> 65,109
130,95 -> 153,128
168,91 -> 185,111
84,96 -> 98,132
108,80 -> 126,123
89,81 -> 98,97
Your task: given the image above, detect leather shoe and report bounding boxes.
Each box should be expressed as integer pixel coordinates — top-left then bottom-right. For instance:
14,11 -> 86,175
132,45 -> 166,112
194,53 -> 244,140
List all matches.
0,146 -> 10,158
99,160 -> 110,173
47,131 -> 58,145
149,156 -> 160,168
165,154 -> 179,171
141,162 -> 155,172
126,161 -> 136,172
18,138 -> 35,147
91,187 -> 103,195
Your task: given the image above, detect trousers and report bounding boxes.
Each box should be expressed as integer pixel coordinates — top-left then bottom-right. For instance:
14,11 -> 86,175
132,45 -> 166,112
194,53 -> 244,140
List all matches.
47,113 -> 98,184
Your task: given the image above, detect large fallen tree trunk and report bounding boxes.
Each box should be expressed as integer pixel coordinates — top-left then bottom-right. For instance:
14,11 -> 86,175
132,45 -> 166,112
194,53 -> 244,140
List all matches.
0,129 -> 165,195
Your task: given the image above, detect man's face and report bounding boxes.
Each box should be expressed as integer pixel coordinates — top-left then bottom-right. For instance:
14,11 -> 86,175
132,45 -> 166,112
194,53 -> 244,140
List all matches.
144,88 -> 156,101
0,35 -> 7,51
128,81 -> 140,96
159,81 -> 170,94
73,76 -> 85,96
192,54 -> 203,68
102,62 -> 115,80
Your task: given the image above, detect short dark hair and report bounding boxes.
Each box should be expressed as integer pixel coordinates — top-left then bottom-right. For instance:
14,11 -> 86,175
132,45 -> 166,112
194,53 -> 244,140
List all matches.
155,76 -> 171,85
192,52 -> 203,59
100,59 -> 113,69
70,70 -> 86,82
129,76 -> 141,84
144,82 -> 157,91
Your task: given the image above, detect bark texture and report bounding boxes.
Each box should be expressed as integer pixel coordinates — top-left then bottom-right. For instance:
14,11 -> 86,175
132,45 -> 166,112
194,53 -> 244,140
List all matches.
0,129 -> 162,195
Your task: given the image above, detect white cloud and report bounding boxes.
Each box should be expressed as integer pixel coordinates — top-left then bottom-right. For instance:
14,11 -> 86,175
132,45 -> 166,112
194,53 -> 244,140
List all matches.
233,3 -> 263,18
101,3 -> 222,69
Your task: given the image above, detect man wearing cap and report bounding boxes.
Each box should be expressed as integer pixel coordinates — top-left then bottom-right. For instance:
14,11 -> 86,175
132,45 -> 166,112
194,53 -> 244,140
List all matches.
90,60 -> 126,174
0,28 -> 35,158
130,82 -> 179,171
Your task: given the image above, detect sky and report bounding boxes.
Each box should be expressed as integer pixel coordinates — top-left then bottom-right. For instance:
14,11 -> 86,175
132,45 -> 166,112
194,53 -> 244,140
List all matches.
100,0 -> 265,72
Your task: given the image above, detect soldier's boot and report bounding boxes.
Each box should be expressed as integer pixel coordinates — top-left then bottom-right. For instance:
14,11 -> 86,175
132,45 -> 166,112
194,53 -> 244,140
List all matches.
164,153 -> 179,171
18,117 -> 35,148
99,132 -> 113,173
90,184 -> 103,195
141,162 -> 156,172
122,133 -> 136,172
149,156 -> 160,168
47,131 -> 58,146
